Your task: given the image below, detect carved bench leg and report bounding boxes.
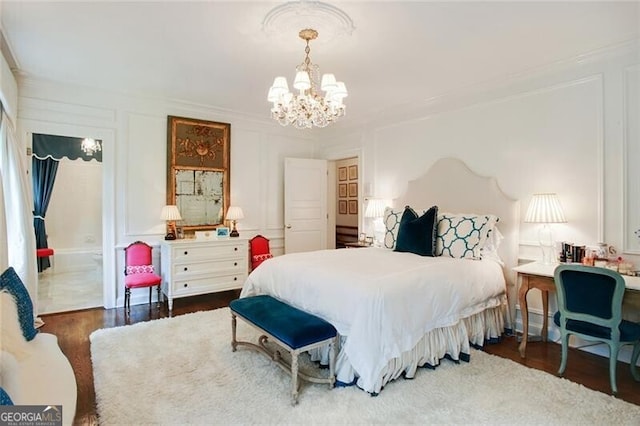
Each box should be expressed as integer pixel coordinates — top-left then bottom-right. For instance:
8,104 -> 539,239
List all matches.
291,351 -> 299,406
328,339 -> 336,389
231,313 -> 238,352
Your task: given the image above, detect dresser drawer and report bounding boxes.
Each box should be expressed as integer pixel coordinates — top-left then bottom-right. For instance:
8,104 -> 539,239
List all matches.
173,257 -> 245,278
172,243 -> 245,263
172,273 -> 246,295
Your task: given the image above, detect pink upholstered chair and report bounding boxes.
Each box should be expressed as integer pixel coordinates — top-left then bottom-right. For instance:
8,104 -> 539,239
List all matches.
124,241 -> 162,313
249,235 -> 273,271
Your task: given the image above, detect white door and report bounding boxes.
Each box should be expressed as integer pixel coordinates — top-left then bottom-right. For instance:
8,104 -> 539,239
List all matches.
284,158 -> 328,254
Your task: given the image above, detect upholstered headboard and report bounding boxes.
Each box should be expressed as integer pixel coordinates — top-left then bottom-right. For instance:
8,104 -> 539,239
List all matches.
394,158 -> 520,319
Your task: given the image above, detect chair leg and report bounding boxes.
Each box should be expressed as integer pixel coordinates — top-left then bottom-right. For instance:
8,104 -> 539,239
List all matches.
157,285 -> 162,308
609,343 -> 620,394
149,287 -> 152,307
124,287 -> 131,314
558,331 -> 569,375
630,342 -> 640,382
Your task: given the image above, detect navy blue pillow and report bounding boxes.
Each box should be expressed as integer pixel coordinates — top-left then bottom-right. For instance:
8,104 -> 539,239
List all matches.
394,205 -> 438,256
0,387 -> 14,405
0,267 -> 38,341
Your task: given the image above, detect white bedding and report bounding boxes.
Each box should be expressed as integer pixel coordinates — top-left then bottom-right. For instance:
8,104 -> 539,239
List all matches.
240,247 -> 506,393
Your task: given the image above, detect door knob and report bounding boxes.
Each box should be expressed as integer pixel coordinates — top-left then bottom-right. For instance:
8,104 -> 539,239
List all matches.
286,224 -> 292,229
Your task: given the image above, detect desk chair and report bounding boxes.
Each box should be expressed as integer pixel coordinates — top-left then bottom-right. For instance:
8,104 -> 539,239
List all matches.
554,264 -> 640,394
249,235 -> 273,271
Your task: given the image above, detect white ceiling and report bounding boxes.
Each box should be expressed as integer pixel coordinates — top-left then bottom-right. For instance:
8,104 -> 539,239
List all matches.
1,1 -> 638,126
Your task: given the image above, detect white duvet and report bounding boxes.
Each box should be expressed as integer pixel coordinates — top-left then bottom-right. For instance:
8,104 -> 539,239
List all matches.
241,247 -> 505,392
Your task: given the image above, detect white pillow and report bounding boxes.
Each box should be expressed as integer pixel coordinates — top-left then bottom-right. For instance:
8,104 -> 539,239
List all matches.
480,225 -> 504,265
0,291 -> 33,360
0,350 -> 22,403
436,213 -> 499,259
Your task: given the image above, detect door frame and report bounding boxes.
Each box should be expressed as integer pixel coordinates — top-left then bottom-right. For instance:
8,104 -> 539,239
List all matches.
21,119 -> 116,310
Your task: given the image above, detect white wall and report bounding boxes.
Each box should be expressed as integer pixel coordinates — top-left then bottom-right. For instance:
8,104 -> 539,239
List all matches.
17,78 -> 317,308
319,41 -> 640,344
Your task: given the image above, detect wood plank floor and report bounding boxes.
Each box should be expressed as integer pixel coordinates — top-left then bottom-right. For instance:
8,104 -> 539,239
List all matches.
39,291 -> 640,425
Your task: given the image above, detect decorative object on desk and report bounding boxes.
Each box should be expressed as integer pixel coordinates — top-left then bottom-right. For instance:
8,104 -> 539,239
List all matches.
267,28 -> 348,129
525,193 -> 566,265
226,206 -> 244,238
167,115 -> 230,232
160,205 -> 182,240
365,198 -> 386,246
216,227 -> 230,238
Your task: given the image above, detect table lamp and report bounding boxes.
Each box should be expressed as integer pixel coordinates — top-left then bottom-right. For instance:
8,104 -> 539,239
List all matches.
365,198 -> 386,246
160,205 -> 182,240
524,193 -> 566,264
226,206 -> 244,237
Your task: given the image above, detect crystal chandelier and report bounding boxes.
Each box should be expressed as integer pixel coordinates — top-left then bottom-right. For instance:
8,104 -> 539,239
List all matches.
81,138 -> 102,156
267,29 -> 348,129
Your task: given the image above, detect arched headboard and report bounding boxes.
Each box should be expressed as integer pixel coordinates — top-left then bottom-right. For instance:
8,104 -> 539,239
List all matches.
394,158 -> 520,314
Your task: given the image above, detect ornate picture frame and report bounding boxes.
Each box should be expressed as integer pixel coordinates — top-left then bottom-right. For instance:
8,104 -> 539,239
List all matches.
167,116 -> 230,232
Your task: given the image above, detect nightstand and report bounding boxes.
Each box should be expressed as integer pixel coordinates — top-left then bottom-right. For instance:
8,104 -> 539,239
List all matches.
513,261 -> 557,358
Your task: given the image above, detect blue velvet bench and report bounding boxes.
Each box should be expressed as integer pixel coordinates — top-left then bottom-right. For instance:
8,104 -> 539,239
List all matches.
230,295 -> 337,405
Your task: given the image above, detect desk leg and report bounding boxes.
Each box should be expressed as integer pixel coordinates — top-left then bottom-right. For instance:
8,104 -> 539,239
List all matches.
518,276 -> 530,358
541,289 -> 549,342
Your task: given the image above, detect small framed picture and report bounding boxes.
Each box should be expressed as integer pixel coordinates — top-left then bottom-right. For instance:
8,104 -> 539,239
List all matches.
216,227 -> 230,238
338,167 -> 347,181
338,183 -> 347,198
348,200 -> 358,215
338,200 -> 347,214
348,182 -> 358,197
348,165 -> 358,180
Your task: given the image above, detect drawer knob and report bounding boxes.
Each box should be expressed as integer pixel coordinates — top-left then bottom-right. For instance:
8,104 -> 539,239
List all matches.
183,283 -> 188,288
234,277 -> 237,281
183,267 -> 188,271
184,251 -> 188,255
234,247 -> 238,251
234,262 -> 238,266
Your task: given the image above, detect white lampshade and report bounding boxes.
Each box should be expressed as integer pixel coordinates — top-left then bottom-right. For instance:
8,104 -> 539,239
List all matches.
365,199 -> 386,218
524,193 -> 566,223
272,76 -> 289,93
226,206 -> 244,221
320,73 -> 337,92
160,205 -> 182,221
332,82 -> 348,100
293,71 -> 311,91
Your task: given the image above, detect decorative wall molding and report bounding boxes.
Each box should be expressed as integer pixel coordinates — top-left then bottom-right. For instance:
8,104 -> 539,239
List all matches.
623,64 -> 640,254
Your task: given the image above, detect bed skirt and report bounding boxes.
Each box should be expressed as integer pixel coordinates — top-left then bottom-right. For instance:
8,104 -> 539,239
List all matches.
309,302 -> 505,394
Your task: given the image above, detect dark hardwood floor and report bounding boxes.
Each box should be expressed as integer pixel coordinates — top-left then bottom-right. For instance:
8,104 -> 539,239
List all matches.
40,292 -> 639,425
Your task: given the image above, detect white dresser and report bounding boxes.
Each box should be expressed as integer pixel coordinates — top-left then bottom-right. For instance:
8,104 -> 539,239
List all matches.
160,238 -> 248,311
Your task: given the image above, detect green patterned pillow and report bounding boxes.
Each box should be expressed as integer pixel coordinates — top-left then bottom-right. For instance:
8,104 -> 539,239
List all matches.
436,213 -> 499,259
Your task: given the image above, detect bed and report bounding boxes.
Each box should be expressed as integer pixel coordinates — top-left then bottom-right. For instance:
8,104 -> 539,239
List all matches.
240,158 -> 519,394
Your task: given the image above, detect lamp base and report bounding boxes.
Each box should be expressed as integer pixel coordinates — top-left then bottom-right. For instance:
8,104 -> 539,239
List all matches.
165,233 -> 176,241
230,229 -> 239,238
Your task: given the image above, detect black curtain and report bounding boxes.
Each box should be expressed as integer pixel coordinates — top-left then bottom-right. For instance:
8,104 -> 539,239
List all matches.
32,156 -> 59,272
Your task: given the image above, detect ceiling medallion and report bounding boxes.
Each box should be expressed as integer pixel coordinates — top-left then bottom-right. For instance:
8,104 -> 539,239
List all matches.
262,1 -> 355,43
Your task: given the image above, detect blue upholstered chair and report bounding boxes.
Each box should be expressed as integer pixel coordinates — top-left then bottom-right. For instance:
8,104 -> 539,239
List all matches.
553,264 -> 640,394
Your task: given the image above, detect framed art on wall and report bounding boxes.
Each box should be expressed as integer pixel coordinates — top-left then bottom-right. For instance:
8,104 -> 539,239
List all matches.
339,200 -> 347,214
167,116 -> 230,232
339,183 -> 347,198
348,182 -> 358,197
348,165 -> 358,180
338,167 -> 347,181
348,200 -> 358,215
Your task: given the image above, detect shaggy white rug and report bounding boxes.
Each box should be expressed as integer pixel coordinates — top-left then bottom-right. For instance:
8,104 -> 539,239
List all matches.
90,308 -> 640,425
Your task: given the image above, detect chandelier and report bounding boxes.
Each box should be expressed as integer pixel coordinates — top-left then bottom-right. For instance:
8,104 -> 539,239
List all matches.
267,28 -> 348,129
81,138 -> 102,156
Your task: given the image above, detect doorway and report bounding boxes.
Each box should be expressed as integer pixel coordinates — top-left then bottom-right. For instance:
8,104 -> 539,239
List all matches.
32,133 -> 103,313
333,157 -> 359,248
